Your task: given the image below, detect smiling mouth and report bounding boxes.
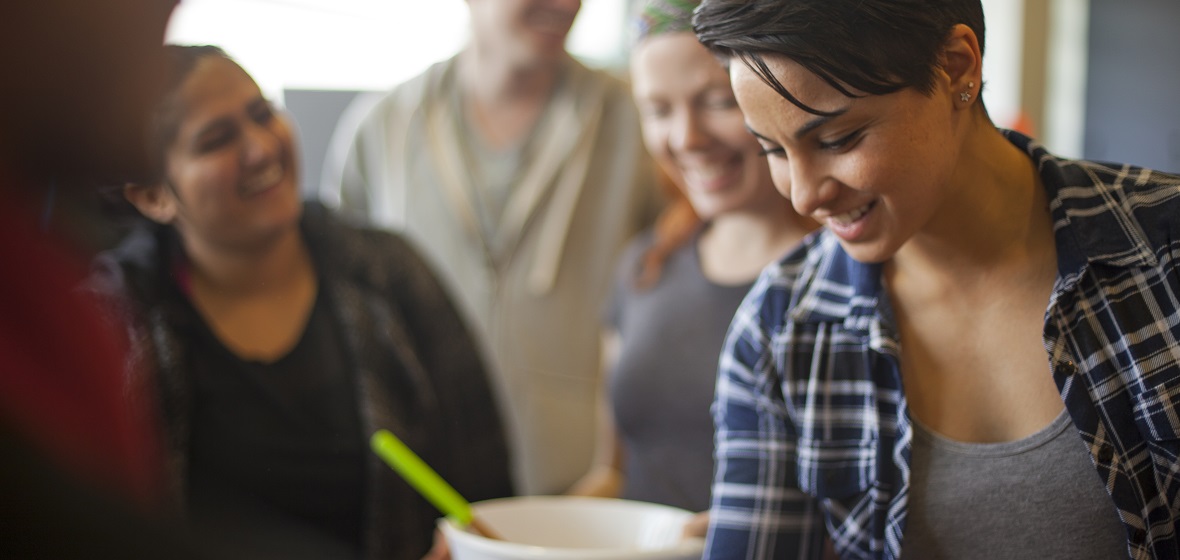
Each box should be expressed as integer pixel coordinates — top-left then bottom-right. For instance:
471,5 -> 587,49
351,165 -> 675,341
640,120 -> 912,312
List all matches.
683,161 -> 739,191
530,10 -> 575,35
828,200 -> 876,226
241,164 -> 283,196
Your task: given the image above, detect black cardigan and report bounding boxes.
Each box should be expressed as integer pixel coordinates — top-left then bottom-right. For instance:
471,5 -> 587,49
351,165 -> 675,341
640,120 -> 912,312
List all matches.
88,202 -> 514,559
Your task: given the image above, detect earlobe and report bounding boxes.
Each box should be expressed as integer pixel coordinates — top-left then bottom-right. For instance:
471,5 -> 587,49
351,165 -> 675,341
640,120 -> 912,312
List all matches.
123,182 -> 177,224
941,23 -> 983,106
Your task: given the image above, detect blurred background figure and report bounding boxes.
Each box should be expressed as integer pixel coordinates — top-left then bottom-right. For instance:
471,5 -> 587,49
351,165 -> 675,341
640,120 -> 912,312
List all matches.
87,46 -> 512,559
320,0 -> 660,495
568,0 -> 816,528
0,1 -> 205,558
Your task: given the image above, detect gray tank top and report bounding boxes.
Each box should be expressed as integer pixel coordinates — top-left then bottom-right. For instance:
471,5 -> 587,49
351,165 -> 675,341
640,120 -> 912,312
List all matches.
606,229 -> 752,512
899,409 -> 1129,559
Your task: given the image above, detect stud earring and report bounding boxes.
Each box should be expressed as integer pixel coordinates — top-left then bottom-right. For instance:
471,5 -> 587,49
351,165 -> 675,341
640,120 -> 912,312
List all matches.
960,81 -> 975,103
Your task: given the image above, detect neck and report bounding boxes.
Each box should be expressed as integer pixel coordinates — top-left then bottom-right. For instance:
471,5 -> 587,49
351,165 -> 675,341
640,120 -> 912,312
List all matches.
892,121 -> 1054,285
457,47 -> 566,150
699,198 -> 817,284
458,46 -> 565,107
180,225 -> 313,298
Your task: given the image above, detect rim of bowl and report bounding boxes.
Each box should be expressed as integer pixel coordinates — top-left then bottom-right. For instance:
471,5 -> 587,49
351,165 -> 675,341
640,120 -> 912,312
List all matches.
439,496 -> 706,560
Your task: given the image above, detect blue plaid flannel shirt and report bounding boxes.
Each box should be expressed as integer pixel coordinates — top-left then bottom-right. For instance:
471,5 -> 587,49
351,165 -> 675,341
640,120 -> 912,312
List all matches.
705,131 -> 1180,560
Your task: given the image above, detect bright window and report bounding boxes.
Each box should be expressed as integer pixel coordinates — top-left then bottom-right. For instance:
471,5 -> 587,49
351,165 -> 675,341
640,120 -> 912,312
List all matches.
166,0 -> 628,103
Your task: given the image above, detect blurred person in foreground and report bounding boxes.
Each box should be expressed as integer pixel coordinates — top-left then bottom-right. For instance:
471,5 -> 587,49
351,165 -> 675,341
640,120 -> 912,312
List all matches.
321,0 -> 660,496
694,0 -> 1180,558
0,1 -> 202,558
568,0 -> 816,536
87,45 -> 513,560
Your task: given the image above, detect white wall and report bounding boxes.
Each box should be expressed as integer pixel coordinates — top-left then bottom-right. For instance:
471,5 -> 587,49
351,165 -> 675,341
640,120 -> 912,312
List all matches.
980,0 -> 1025,132
165,0 -> 629,103
1044,0 -> 1089,158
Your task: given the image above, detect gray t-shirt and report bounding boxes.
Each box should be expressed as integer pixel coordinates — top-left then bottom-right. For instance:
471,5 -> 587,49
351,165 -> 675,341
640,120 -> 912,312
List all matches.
448,83 -> 530,256
605,228 -> 752,512
900,408 -> 1129,559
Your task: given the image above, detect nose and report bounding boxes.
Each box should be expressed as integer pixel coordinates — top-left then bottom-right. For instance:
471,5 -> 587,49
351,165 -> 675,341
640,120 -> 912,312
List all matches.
669,108 -> 711,154
777,156 -> 838,217
241,119 -> 280,167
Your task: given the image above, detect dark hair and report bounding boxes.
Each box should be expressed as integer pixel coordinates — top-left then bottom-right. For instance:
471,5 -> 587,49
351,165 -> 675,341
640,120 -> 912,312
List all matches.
97,45 -> 237,228
634,168 -> 700,290
693,0 -> 986,116
146,45 -> 237,181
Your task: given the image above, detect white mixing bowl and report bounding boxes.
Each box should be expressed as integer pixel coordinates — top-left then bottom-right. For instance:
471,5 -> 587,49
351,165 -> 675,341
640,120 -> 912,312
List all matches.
439,496 -> 705,560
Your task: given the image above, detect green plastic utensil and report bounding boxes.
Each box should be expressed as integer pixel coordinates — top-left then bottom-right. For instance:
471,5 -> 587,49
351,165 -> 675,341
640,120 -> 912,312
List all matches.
369,429 -> 500,539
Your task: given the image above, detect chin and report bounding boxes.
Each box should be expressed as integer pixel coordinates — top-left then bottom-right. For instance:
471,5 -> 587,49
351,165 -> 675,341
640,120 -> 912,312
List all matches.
685,196 -> 728,221
837,239 -> 896,265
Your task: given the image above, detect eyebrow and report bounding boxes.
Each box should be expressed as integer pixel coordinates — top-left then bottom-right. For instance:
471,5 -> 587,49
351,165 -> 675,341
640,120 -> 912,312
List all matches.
746,107 -> 851,145
192,96 -> 269,138
746,125 -> 774,143
189,117 -> 231,142
793,109 -> 849,140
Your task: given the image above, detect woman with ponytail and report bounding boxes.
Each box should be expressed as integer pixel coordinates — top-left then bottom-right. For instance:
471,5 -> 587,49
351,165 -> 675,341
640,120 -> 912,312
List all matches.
567,0 -> 817,530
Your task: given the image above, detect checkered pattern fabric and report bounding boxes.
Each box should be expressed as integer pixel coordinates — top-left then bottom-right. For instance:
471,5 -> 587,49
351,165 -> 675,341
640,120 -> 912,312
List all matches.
706,130 -> 1180,560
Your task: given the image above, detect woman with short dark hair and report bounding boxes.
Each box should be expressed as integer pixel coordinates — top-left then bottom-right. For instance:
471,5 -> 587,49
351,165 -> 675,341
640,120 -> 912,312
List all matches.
694,1 -> 1180,558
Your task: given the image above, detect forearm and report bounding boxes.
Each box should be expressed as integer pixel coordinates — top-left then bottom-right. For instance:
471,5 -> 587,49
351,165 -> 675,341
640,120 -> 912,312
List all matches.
566,465 -> 622,498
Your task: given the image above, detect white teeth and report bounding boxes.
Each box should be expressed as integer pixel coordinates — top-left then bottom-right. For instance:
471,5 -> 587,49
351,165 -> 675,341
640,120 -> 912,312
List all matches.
682,162 -> 740,189
829,202 -> 873,226
242,165 -> 282,194
685,165 -> 727,183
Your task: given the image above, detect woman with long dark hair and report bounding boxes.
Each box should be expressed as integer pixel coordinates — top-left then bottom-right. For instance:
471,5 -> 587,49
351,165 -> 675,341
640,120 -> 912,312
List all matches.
89,46 -> 513,560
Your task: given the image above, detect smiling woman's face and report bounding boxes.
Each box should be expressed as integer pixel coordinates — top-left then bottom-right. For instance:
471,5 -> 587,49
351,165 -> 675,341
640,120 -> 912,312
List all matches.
631,32 -> 781,221
158,56 -> 303,251
730,54 -> 964,264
